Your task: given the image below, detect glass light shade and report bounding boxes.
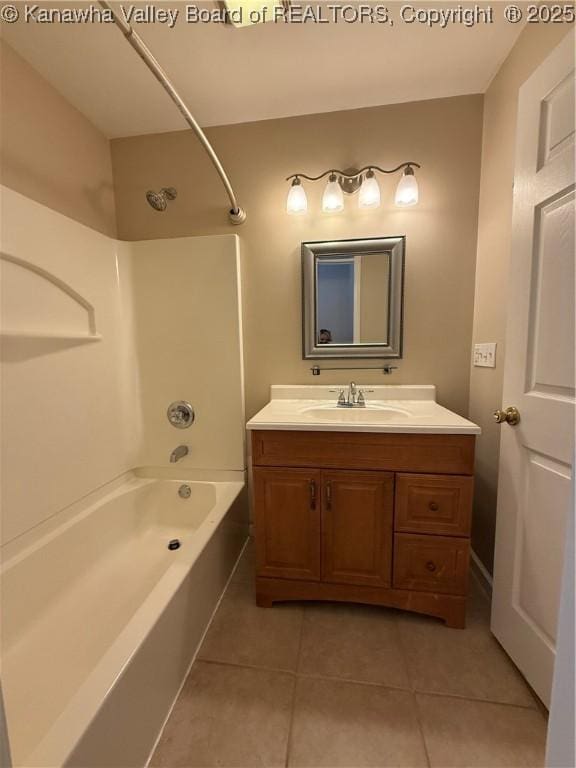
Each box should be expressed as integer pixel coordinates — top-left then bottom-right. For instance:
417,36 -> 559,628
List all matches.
358,173 -> 381,209
322,177 -> 344,213
286,181 -> 308,215
395,171 -> 419,206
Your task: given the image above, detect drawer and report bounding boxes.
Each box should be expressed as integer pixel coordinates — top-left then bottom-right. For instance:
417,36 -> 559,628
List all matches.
393,533 -> 469,595
251,431 -> 475,475
395,474 -> 473,536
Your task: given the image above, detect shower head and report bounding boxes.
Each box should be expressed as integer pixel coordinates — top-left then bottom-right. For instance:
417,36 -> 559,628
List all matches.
146,187 -> 177,211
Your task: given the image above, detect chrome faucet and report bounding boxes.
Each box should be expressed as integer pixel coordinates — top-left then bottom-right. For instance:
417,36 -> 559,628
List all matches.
348,382 -> 358,405
170,445 -> 189,463
334,382 -> 371,408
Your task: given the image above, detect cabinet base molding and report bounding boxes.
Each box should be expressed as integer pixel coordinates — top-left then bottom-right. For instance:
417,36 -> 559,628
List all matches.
255,577 -> 467,629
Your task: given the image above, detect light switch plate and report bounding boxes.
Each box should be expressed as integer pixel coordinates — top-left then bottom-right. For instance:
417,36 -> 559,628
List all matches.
474,342 -> 497,368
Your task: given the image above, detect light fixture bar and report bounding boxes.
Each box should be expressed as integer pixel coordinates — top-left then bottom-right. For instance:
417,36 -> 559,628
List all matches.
285,163 -> 421,183
285,162 -> 421,214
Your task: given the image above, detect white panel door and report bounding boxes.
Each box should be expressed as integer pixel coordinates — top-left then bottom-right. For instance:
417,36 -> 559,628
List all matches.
491,32 -> 575,708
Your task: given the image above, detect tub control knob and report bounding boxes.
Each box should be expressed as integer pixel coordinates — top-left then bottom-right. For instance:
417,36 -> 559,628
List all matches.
167,401 -> 195,429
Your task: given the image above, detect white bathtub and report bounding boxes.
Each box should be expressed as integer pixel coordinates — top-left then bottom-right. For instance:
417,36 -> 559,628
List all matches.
1,473 -> 248,767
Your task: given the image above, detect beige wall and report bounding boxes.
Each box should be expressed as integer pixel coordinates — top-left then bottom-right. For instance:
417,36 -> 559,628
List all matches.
112,95 -> 484,420
469,22 -> 573,574
0,41 -> 116,237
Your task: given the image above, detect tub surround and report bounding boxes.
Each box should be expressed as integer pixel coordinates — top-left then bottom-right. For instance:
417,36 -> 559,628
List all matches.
248,386 -> 479,628
1,190 -> 248,767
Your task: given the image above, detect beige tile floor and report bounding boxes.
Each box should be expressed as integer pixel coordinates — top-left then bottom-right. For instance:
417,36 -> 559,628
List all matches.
151,540 -> 547,768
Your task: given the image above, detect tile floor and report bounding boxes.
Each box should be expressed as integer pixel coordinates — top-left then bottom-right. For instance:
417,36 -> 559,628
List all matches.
150,540 -> 547,768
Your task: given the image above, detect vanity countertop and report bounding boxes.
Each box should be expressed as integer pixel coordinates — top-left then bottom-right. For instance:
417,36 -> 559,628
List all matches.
246,385 -> 481,435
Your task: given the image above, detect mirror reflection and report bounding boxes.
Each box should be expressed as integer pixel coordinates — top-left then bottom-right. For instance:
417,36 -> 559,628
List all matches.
316,253 -> 390,346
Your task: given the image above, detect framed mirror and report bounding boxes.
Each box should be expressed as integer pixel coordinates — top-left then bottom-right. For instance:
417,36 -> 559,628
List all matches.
302,236 -> 405,359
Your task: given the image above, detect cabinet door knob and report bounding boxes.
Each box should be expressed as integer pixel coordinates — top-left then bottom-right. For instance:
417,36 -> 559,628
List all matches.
426,561 -> 437,573
309,480 -> 317,510
429,501 -> 439,512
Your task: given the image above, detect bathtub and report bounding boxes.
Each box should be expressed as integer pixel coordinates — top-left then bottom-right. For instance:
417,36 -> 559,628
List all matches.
1,473 -> 248,767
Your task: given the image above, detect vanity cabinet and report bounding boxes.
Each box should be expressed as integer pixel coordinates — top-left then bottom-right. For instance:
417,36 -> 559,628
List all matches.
252,430 -> 476,628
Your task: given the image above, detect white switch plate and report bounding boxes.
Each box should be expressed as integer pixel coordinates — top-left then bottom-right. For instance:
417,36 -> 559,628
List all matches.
474,342 -> 497,368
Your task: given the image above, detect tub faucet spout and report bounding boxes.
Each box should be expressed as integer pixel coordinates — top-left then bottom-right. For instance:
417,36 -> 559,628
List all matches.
170,445 -> 189,463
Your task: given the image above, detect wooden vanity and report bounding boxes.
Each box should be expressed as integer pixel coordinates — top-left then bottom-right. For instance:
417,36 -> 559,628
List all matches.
251,428 -> 476,628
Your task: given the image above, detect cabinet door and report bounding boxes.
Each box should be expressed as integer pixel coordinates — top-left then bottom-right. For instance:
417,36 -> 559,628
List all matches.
254,468 -> 321,581
321,471 -> 394,587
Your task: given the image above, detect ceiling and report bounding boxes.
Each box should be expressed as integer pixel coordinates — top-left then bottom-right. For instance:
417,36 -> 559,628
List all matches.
2,1 -> 526,138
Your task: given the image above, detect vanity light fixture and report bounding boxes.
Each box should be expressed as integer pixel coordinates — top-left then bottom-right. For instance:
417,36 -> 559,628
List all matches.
358,169 -> 381,209
286,177 -> 308,214
395,165 -> 419,206
322,174 -> 345,213
286,162 -> 420,215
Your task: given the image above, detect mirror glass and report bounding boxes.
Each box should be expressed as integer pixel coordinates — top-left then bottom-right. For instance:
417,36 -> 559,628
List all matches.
316,253 -> 391,346
302,237 -> 404,359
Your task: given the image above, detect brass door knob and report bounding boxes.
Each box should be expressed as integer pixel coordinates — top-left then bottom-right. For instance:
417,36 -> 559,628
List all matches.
493,406 -> 521,426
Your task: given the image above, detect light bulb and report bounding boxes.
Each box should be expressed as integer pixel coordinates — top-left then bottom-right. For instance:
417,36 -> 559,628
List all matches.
395,167 -> 419,206
358,170 -> 381,209
286,178 -> 307,215
322,174 -> 344,213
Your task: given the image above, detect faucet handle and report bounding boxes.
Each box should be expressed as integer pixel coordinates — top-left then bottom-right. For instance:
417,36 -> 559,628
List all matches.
357,390 -> 366,406
337,390 -> 347,405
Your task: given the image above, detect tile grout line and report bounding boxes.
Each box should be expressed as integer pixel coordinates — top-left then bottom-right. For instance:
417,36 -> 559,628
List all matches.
284,606 -> 307,768
414,688 -> 545,712
296,670 -> 412,693
413,693 -> 433,768
393,615 -> 432,768
196,658 -> 542,713
197,656 -> 298,676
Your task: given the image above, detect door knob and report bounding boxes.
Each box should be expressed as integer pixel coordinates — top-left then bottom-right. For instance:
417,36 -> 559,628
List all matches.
493,406 -> 521,426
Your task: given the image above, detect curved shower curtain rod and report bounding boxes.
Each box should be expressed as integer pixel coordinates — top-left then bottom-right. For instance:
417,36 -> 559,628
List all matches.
98,1 -> 246,225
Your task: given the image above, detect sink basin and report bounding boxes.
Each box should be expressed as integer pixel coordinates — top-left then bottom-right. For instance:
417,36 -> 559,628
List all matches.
301,404 -> 412,423
245,385 -> 481,434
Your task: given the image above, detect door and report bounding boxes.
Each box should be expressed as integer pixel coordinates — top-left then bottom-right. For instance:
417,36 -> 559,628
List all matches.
321,471 -> 393,586
253,467 -> 321,581
491,32 -> 575,707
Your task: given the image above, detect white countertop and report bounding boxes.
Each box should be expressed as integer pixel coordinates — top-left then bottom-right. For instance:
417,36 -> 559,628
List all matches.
246,385 -> 481,435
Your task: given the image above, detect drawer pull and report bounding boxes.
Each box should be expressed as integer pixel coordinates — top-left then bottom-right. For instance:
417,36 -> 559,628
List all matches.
426,560 -> 437,573
428,501 -> 439,512
309,480 -> 317,510
326,481 -> 332,510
